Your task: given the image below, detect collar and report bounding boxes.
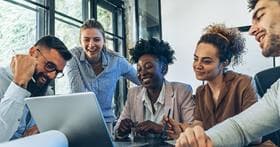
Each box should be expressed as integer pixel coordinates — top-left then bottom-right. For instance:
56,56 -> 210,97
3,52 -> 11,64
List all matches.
223,70 -> 236,83
201,70 -> 237,110
79,48 -> 108,67
201,70 -> 236,91
142,81 -> 166,105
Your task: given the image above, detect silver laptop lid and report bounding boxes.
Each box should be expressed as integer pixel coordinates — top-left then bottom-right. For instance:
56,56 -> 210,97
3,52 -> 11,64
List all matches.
25,92 -> 113,147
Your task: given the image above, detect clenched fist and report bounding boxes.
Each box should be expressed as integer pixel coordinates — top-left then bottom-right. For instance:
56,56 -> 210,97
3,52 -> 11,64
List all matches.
10,54 -> 38,88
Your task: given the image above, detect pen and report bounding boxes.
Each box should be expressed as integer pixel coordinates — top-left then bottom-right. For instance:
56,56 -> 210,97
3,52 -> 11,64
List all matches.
162,108 -> 171,140
167,108 -> 171,119
12,49 -> 36,83
31,77 -> 36,83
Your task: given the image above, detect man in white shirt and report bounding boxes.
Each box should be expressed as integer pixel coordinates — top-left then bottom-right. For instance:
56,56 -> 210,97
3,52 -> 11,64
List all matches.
0,35 -> 72,142
175,0 -> 280,146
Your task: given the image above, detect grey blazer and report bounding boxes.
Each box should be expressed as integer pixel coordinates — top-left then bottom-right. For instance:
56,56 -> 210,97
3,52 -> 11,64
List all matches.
114,80 -> 195,131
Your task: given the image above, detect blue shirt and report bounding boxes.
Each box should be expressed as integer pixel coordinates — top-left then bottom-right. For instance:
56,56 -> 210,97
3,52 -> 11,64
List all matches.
64,47 -> 140,123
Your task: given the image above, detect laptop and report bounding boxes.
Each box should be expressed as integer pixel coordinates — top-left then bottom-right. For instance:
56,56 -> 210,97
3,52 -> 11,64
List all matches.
25,92 -> 114,147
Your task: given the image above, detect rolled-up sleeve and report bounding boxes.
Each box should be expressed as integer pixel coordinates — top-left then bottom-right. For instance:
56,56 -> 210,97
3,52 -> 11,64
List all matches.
64,57 -> 87,93
0,82 -> 31,142
119,57 -> 140,85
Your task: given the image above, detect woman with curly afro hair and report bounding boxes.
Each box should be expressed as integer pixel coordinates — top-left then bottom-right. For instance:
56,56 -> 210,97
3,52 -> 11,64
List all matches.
114,38 -> 195,139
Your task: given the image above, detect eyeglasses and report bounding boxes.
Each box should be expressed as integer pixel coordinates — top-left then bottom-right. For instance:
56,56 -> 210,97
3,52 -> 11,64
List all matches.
37,49 -> 64,78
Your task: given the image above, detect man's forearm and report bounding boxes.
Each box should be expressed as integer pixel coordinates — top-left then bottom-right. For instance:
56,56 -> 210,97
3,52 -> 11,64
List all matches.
206,94 -> 280,147
0,82 -> 31,142
0,101 -> 24,142
206,118 -> 246,147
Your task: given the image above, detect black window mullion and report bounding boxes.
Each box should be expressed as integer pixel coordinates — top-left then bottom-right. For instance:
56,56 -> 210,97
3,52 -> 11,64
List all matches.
45,0 -> 55,90
90,0 -> 97,19
36,0 -> 46,39
46,0 -> 55,35
158,0 -> 162,40
135,0 -> 139,40
6,0 -> 41,11
112,10 -> 118,52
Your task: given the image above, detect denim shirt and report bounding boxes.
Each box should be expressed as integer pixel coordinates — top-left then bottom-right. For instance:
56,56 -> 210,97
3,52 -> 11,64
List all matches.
10,106 -> 35,140
64,47 -> 140,123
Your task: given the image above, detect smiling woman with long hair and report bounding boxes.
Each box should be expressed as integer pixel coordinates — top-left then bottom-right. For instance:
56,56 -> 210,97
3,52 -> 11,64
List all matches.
64,19 -> 140,133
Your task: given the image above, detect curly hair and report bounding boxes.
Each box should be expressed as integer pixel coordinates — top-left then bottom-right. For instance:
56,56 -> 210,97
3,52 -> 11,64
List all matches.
129,38 -> 175,65
197,24 -> 246,67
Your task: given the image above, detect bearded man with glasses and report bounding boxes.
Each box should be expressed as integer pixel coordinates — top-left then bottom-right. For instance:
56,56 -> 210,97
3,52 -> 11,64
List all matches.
0,35 -> 72,142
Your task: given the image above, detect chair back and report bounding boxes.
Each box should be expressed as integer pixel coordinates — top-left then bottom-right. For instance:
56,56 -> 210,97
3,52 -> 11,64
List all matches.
254,66 -> 280,145
254,66 -> 280,97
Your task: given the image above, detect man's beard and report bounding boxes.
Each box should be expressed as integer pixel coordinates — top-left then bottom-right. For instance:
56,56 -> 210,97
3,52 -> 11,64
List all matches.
267,33 -> 280,57
264,22 -> 280,57
27,72 -> 51,97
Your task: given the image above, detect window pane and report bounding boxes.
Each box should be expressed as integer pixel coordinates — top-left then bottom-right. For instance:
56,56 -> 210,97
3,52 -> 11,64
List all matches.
0,1 -> 38,66
104,35 -> 124,53
55,17 -> 81,95
137,0 -> 161,39
55,0 -> 82,20
55,17 -> 81,49
97,6 -> 113,34
105,35 -> 114,51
